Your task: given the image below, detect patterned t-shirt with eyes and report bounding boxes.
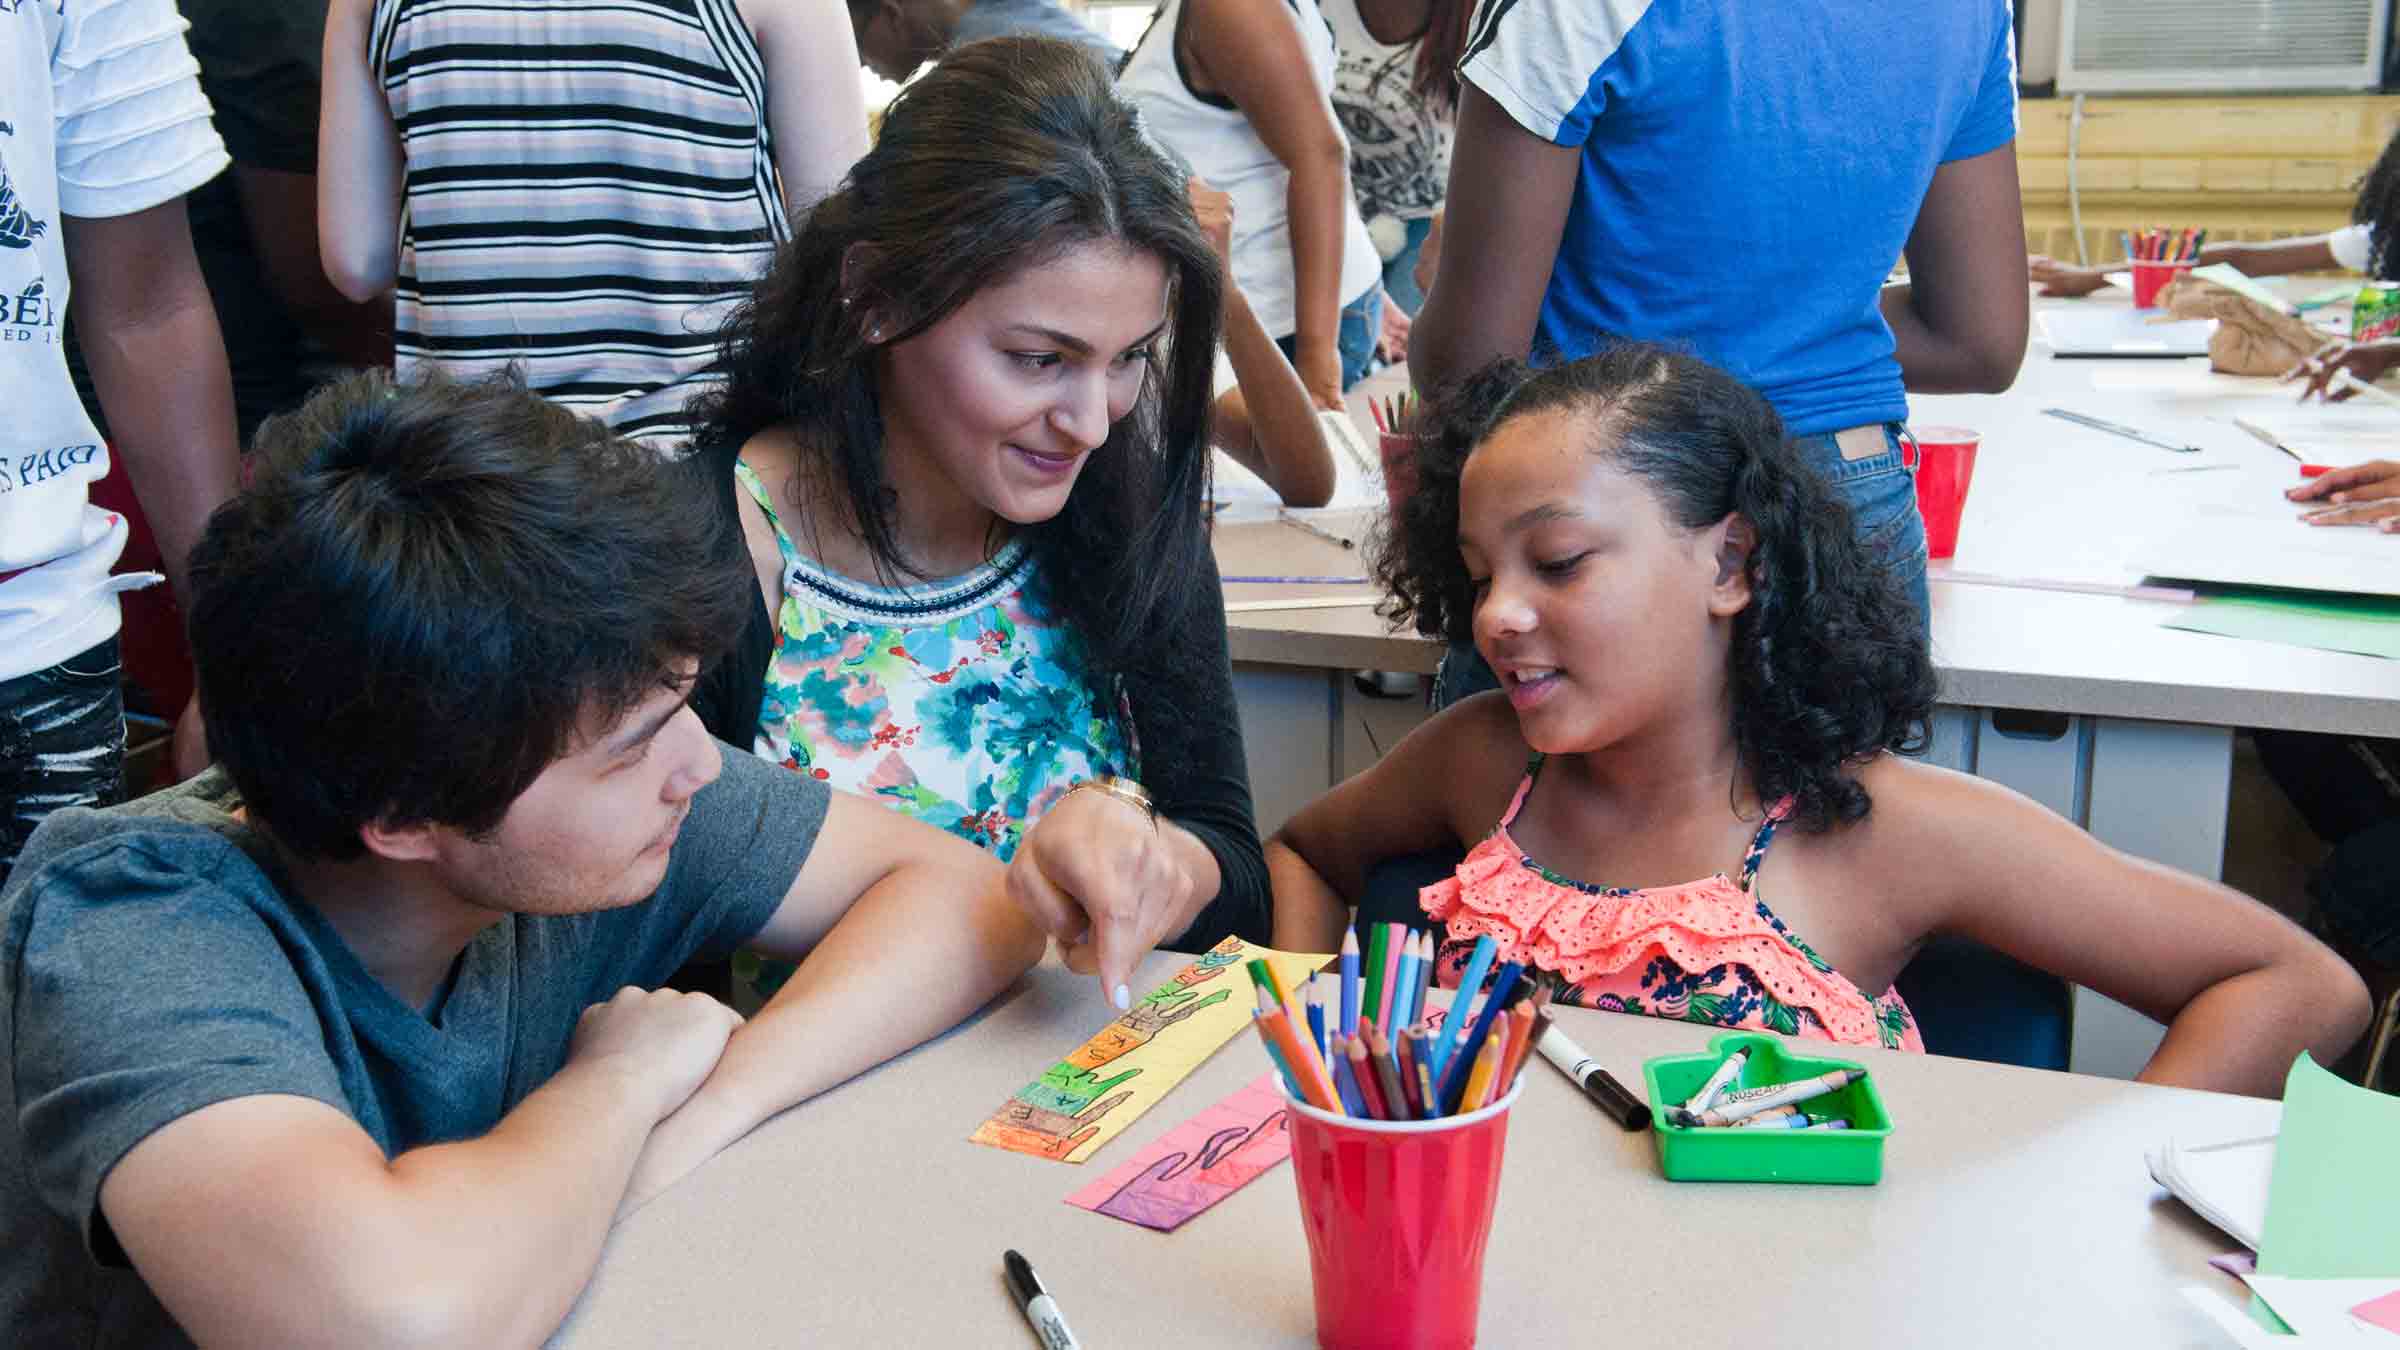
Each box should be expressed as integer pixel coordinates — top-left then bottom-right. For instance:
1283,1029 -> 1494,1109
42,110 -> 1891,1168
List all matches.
733,461 -> 1134,861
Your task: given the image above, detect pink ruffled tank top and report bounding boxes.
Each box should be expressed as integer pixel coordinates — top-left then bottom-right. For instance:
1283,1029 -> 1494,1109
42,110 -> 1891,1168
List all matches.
1421,759 -> 1923,1053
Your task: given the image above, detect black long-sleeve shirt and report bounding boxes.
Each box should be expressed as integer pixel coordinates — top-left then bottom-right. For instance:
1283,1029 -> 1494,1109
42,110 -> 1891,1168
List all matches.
684,447 -> 1270,953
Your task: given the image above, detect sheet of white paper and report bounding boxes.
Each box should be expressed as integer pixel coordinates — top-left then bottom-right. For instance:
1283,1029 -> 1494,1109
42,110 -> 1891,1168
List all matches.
2185,1286 -> 2297,1348
2241,1275 -> 2400,1341
2129,465 -> 2400,598
2038,308 -> 2216,357
2148,1134 -> 2276,1250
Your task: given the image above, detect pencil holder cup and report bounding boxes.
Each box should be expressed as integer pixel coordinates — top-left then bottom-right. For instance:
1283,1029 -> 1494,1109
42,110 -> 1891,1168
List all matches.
2130,258 -> 2197,309
1378,432 -> 1423,522
1641,1032 -> 1892,1185
1283,1077 -> 1523,1350
1906,425 -> 1981,561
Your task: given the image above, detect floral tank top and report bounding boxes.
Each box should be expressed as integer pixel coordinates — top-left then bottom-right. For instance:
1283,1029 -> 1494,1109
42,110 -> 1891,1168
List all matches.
734,461 -> 1133,861
1420,758 -> 1923,1053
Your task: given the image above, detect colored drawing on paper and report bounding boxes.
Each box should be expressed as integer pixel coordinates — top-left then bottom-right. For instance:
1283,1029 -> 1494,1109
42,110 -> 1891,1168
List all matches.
969,937 -> 1324,1163
1065,1074 -> 1291,1231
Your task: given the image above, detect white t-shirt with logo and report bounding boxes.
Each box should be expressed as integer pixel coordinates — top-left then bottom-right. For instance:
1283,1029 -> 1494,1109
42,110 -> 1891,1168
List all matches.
0,0 -> 225,682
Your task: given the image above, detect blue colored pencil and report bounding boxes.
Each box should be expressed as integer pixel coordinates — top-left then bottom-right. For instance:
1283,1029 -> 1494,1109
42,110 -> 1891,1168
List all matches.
1338,928 -> 1362,1036
1305,977 -> 1328,1063
1332,1038 -> 1368,1115
1434,935 -> 1497,1075
1437,960 -> 1524,1115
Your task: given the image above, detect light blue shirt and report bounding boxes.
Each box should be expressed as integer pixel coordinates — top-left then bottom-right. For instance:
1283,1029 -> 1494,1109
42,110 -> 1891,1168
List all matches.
1460,0 -> 2019,436
954,0 -> 1123,70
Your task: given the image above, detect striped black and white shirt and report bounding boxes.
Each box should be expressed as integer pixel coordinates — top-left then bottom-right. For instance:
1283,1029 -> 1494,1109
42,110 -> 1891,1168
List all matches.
372,0 -> 788,450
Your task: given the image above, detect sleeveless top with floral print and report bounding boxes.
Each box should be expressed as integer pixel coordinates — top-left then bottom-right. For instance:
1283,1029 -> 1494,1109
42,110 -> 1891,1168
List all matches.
733,460 -> 1133,862
1420,757 -> 1923,1052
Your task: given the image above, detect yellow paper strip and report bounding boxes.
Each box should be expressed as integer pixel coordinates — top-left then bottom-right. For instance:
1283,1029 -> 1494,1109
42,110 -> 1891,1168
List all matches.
969,936 -> 1329,1163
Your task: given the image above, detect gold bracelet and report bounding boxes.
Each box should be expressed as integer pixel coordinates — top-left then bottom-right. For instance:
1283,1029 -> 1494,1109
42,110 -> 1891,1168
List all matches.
1066,775 -> 1157,827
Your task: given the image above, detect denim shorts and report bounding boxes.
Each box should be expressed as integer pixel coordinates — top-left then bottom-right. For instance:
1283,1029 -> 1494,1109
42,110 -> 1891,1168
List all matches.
0,636 -> 126,875
1432,423 -> 1930,709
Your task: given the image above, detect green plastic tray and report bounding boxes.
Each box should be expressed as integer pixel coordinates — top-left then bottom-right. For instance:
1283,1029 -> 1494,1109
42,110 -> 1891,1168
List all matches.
1640,1032 -> 1892,1185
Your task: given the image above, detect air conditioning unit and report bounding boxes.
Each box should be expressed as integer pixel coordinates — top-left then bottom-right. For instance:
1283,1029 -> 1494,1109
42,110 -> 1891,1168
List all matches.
2057,0 -> 2389,93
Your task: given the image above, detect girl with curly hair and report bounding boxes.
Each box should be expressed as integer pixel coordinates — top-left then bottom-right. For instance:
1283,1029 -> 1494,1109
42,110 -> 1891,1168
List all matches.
1266,345 -> 2366,1095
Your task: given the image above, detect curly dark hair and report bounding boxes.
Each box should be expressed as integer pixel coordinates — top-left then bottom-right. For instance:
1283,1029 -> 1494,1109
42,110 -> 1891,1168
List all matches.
2354,127 -> 2400,280
190,368 -> 753,859
685,36 -> 1222,687
1375,345 -> 1936,831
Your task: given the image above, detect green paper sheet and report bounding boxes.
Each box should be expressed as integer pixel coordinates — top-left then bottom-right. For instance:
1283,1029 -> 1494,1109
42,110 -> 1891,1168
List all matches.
2161,590 -> 2400,660
2257,1053 -> 2400,1279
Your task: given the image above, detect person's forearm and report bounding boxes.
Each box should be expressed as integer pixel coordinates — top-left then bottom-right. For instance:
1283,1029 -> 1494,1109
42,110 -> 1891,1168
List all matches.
1285,144 -> 1352,354
1880,282 -> 2025,395
1267,838 -> 1349,951
1221,287 -> 1336,506
621,874 -> 1045,1212
375,1058 -> 668,1345
2136,966 -> 2369,1098
79,295 -> 240,605
2213,236 -> 2339,279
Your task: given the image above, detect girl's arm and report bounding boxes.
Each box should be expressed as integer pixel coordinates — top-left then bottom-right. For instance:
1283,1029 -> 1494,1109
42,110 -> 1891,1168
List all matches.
1192,178 -> 1338,506
1861,758 -> 2369,1098
739,0 -> 873,212
1268,693 -> 1520,951
1183,0 -> 1355,408
317,0 -> 404,302
2034,235 -> 2346,298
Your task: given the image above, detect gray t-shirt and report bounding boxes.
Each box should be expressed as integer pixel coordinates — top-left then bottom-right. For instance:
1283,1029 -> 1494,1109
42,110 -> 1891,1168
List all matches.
954,0 -> 1124,69
0,743 -> 826,1347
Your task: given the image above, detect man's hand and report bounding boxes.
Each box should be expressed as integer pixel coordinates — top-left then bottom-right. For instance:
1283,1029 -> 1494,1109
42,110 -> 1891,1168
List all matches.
570,986 -> 745,1121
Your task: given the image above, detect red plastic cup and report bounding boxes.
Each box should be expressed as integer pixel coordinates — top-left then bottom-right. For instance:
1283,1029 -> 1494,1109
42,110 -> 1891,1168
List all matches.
1283,1077 -> 1522,1350
1379,432 -> 1422,522
2129,257 -> 2196,308
1909,425 -> 1981,561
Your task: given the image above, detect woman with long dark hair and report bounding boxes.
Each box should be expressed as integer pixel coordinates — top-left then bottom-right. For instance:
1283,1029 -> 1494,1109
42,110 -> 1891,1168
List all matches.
685,37 -> 1266,1009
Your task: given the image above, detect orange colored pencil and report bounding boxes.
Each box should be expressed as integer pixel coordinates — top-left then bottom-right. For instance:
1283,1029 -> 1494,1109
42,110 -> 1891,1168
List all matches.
1462,1028 -> 1504,1112
1496,999 -> 1539,1094
1258,1005 -> 1341,1112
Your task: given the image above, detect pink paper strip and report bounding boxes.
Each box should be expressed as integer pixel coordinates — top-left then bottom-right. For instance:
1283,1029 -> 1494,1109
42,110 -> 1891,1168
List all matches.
2352,1287 -> 2400,1335
1065,1074 -> 1291,1232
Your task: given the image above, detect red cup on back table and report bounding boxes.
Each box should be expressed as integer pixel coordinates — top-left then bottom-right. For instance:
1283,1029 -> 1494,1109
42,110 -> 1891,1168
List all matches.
2129,257 -> 2196,308
1908,425 -> 1981,561
1284,1077 -> 1523,1350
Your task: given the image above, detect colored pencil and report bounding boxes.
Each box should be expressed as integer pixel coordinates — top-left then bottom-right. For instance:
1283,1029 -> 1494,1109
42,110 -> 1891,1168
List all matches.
1434,935 -> 1497,1075
1305,977 -> 1327,1064
1461,1030 -> 1503,1112
1438,962 -> 1524,1114
1396,1028 -> 1426,1116
1414,932 -> 1435,1025
1415,1058 -> 1438,1120
1346,1034 -> 1389,1120
1374,924 -> 1403,1032
1361,924 -> 1390,1041
1387,930 -> 1419,1031
1254,1006 -> 1339,1112
1496,998 -> 1540,1093
1364,1021 -> 1412,1122
1338,929 -> 1361,1036
1246,958 -> 1287,1012
1332,1041 -> 1367,1116
1259,1031 -> 1303,1100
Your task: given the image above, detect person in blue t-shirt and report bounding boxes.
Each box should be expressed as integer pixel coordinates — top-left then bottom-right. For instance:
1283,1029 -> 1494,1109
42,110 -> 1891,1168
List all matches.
1413,0 -> 2030,701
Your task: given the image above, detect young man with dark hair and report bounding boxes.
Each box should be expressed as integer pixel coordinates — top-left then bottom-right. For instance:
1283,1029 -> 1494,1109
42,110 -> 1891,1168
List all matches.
0,371 -> 1045,1346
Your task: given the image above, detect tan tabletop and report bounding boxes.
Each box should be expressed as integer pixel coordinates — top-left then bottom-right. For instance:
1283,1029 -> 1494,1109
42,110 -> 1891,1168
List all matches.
554,954 -> 2275,1347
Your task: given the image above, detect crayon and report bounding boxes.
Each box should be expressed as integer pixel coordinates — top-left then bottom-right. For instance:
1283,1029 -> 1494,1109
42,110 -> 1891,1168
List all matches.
1338,929 -> 1361,1036
1671,1069 -> 1861,1128
1681,1049 -> 1749,1115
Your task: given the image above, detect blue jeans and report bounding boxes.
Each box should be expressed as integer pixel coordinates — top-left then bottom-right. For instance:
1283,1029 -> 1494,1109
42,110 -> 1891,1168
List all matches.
1433,424 -> 1929,708
1277,285 -> 1383,392
0,636 -> 125,876
1381,216 -> 1434,317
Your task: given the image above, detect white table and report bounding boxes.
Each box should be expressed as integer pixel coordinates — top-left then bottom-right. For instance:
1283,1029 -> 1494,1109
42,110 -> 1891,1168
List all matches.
1219,296 -> 2400,1077
552,955 -> 2277,1348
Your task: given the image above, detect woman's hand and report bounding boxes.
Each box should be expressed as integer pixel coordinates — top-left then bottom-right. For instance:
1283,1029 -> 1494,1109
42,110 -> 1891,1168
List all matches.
1377,289 -> 1411,364
2027,255 -> 2108,297
1294,338 -> 1346,411
2288,459 -> 2400,531
1006,786 -> 1202,1009
2284,338 -> 2400,403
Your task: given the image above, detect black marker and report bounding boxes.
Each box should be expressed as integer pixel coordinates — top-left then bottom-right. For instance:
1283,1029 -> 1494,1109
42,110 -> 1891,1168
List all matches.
1004,1249 -> 1083,1350
1535,1025 -> 1653,1131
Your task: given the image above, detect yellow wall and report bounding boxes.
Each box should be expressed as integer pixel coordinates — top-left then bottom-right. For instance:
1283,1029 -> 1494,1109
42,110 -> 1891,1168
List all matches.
2019,94 -> 2400,262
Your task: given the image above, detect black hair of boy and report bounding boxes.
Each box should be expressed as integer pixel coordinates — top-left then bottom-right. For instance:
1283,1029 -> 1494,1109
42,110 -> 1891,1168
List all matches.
1376,345 -> 1940,831
187,369 -> 753,858
689,35 -> 1225,688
